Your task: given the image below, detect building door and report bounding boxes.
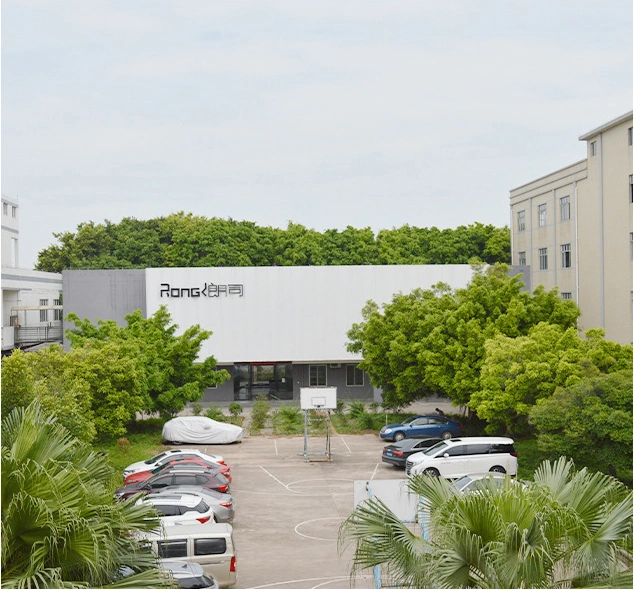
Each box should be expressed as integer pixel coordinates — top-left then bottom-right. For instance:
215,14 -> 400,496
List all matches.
233,363 -> 293,401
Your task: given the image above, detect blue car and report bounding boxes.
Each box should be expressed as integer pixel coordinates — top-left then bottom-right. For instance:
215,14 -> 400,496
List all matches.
379,414 -> 463,442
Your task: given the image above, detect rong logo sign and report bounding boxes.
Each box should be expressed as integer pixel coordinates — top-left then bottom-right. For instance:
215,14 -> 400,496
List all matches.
160,282 -> 244,298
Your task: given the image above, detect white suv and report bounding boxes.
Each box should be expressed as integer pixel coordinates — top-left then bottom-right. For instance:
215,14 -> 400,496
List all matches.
137,492 -> 216,526
406,437 -> 517,478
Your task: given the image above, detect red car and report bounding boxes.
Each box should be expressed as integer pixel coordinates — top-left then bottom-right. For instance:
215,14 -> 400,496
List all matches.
114,468 -> 230,500
123,457 -> 231,485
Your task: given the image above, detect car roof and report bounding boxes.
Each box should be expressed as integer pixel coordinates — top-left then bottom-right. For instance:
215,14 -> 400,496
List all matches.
441,436 -> 514,444
148,486 -> 231,500
389,437 -> 442,449
141,494 -> 203,508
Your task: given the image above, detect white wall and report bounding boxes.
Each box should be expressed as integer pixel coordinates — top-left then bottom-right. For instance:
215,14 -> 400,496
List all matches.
146,265 -> 474,364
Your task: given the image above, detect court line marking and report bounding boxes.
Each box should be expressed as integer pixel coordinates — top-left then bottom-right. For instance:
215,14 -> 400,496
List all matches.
338,437 -> 352,454
249,576 -> 369,589
370,463 -> 379,480
294,516 -> 342,541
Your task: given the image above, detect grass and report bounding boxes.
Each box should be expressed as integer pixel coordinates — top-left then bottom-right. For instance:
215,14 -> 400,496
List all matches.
93,419 -> 167,493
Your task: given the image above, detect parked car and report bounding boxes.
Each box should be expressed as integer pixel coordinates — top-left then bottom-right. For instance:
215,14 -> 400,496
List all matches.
379,415 -> 463,442
138,492 -> 216,525
381,437 -> 443,467
160,560 -> 219,589
140,523 -> 237,588
123,449 -> 226,479
406,437 -> 518,478
124,458 -> 231,485
162,416 -> 243,445
115,469 -> 231,500
452,472 -> 508,494
148,486 -> 235,523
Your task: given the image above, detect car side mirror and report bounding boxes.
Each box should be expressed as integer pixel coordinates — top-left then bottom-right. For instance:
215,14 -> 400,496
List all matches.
443,453 -> 449,458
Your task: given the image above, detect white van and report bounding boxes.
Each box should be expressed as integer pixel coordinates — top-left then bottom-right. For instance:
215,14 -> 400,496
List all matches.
140,523 -> 236,588
406,437 -> 518,478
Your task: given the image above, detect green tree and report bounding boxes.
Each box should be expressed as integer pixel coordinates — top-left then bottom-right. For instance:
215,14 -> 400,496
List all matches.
66,306 -> 230,418
1,402 -> 169,588
35,213 -> 511,271
529,370 -> 633,481
339,457 -> 633,589
347,264 -> 579,408
473,324 -> 633,435
1,347 -> 98,442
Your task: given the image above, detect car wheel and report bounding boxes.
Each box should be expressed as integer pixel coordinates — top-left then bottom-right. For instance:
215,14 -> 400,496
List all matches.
490,466 -> 506,474
393,432 -> 406,442
441,430 -> 452,440
423,467 -> 440,477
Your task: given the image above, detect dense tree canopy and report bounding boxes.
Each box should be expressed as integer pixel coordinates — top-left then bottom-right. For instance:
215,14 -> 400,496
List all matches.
2,307 -> 228,438
66,306 -> 230,420
35,213 -> 510,271
347,264 -> 580,410
529,369 -> 633,481
473,325 -> 633,435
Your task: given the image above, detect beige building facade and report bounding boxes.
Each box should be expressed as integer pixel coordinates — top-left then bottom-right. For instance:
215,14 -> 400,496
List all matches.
510,112 -> 633,345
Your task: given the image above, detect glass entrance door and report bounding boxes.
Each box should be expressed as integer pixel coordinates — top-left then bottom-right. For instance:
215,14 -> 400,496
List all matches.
233,363 -> 293,401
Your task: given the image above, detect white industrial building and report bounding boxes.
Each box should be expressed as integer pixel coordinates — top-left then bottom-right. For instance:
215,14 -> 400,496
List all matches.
63,265 -> 475,402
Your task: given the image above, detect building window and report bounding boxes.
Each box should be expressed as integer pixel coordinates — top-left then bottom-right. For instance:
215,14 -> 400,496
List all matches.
11,206 -> 17,218
53,298 -> 63,321
561,243 -> 572,268
2,203 -> 7,215
629,127 -> 633,146
538,204 -> 547,227
309,365 -> 327,387
518,251 -> 526,266
346,364 -> 364,386
517,210 -> 526,232
560,195 -> 570,221
561,292 -> 573,300
631,233 -> 633,261
539,248 -> 548,270
630,175 -> 633,203
39,299 -> 48,322
590,141 -> 597,156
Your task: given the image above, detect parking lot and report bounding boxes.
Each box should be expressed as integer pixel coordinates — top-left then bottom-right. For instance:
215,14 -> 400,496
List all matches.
196,432 -> 407,589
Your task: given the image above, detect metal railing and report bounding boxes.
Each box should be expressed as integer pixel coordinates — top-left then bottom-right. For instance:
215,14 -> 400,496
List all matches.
14,325 -> 63,344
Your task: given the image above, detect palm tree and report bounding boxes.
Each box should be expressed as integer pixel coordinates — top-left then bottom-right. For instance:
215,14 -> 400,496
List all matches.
1,402 -> 171,589
339,458 -> 632,589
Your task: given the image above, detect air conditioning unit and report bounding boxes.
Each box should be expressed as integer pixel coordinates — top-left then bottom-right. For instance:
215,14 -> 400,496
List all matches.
329,363 -> 341,369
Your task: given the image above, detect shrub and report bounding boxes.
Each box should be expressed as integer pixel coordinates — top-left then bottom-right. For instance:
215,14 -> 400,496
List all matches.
116,437 -> 130,453
355,412 -> 381,431
228,402 -> 243,418
368,401 -> 381,413
250,397 -> 270,433
205,407 -> 227,422
348,400 -> 366,419
335,399 -> 346,415
191,402 -> 203,416
272,404 -> 303,435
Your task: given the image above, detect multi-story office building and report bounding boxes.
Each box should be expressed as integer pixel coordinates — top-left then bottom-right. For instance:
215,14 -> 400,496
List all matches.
1,195 -> 63,352
510,112 -> 633,344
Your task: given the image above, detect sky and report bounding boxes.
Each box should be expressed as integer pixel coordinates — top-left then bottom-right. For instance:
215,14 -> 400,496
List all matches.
2,0 -> 632,269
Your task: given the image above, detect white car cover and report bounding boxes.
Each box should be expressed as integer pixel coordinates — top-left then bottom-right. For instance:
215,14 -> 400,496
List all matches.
162,416 -> 243,444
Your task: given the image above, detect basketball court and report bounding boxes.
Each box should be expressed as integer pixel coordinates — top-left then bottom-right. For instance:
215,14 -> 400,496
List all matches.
201,430 -> 413,589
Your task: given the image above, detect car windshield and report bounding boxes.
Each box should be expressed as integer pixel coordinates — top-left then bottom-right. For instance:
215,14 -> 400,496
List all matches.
423,441 -> 449,456
400,416 -> 417,425
453,475 -> 474,490
144,452 -> 169,465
